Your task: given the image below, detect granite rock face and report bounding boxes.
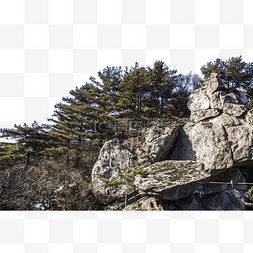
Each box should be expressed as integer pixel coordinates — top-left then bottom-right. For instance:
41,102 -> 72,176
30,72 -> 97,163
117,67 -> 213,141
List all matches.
175,190 -> 245,210
91,73 -> 253,209
246,109 -> 253,125
190,108 -> 220,123
170,114 -> 253,174
92,121 -> 183,204
188,73 -> 250,123
133,160 -> 210,201
91,138 -> 135,204
143,124 -> 182,162
171,73 -> 253,174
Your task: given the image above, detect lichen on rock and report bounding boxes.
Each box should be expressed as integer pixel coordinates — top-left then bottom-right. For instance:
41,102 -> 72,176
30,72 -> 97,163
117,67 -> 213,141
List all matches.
92,119 -> 184,204
133,160 -> 209,201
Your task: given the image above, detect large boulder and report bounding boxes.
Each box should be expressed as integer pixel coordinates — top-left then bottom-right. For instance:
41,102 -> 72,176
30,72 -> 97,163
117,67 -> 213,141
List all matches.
246,109 -> 253,125
133,160 -> 210,201
91,138 -> 135,204
200,190 -> 246,210
188,73 -> 250,123
176,190 -> 245,210
190,108 -> 220,123
143,123 -> 182,162
92,120 -> 184,204
170,114 -> 253,174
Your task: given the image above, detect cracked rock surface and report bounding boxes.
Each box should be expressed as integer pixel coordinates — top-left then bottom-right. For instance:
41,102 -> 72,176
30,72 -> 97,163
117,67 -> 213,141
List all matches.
92,120 -> 183,204
170,112 -> 253,174
133,160 -> 210,200
171,73 -> 253,174
188,73 -> 250,123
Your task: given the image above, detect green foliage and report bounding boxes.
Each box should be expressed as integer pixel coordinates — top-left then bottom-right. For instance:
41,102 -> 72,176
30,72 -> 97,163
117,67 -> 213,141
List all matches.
48,82 -> 112,169
201,56 -> 253,90
118,173 -> 134,182
245,187 -> 253,202
0,121 -> 53,170
0,142 -> 25,170
140,162 -> 151,168
169,72 -> 201,117
101,178 -> 125,186
132,169 -> 145,175
135,161 -> 142,167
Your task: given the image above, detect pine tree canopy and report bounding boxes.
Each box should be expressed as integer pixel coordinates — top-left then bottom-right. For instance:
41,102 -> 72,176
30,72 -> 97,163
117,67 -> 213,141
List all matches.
6,57 -> 253,173
200,56 -> 253,90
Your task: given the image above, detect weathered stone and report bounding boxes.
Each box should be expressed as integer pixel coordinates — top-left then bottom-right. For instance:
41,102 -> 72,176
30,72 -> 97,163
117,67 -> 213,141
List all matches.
133,160 -> 210,201
92,138 -> 136,204
92,121 -> 183,204
142,125 -> 182,162
210,91 -> 223,109
200,190 -> 245,210
246,109 -> 253,125
210,167 -> 247,193
124,197 -> 178,211
190,108 -> 221,123
176,190 -> 245,210
125,189 -> 246,211
223,103 -> 246,117
226,124 -> 253,163
187,92 -> 209,112
175,193 -> 202,210
126,197 -> 163,211
201,72 -> 226,96
188,73 -> 249,121
224,92 -> 238,104
92,73 -> 253,208
170,114 -> 253,174
236,90 -> 249,105
212,167 -> 246,183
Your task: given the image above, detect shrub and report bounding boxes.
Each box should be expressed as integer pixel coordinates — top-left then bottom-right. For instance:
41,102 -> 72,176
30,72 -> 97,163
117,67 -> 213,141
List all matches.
245,186 -> 253,202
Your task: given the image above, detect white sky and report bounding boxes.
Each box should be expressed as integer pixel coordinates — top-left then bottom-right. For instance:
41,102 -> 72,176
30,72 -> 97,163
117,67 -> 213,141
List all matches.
0,0 -> 253,133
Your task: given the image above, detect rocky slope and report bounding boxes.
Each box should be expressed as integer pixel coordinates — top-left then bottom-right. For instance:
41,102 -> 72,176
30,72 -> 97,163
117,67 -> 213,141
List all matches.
91,73 -> 253,210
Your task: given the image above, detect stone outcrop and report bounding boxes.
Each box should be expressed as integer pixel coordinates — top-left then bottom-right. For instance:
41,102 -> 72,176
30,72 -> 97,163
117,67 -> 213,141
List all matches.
187,73 -> 250,123
175,190 -> 245,210
170,113 -> 253,174
91,73 -> 253,210
125,188 -> 246,211
92,120 -> 183,204
133,160 -> 210,200
246,109 -> 253,125
190,108 -> 220,123
142,123 -> 182,162
171,73 -> 253,175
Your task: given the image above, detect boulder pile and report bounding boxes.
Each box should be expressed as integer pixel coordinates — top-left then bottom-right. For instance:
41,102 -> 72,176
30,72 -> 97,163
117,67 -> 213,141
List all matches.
170,73 -> 253,174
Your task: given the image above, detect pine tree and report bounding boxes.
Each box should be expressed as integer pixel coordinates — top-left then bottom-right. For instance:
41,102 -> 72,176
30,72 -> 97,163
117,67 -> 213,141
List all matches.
147,61 -> 178,117
48,82 -> 112,169
200,56 -> 253,90
96,66 -> 123,116
169,72 -> 201,117
116,63 -> 150,118
0,121 -> 52,170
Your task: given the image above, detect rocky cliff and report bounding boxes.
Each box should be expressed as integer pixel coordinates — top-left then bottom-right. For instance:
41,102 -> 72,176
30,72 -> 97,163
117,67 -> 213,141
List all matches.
91,73 -> 253,210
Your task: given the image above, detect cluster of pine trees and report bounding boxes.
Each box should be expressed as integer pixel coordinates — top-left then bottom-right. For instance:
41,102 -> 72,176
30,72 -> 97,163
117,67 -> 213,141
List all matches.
1,57 -> 253,210
0,61 -> 201,174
